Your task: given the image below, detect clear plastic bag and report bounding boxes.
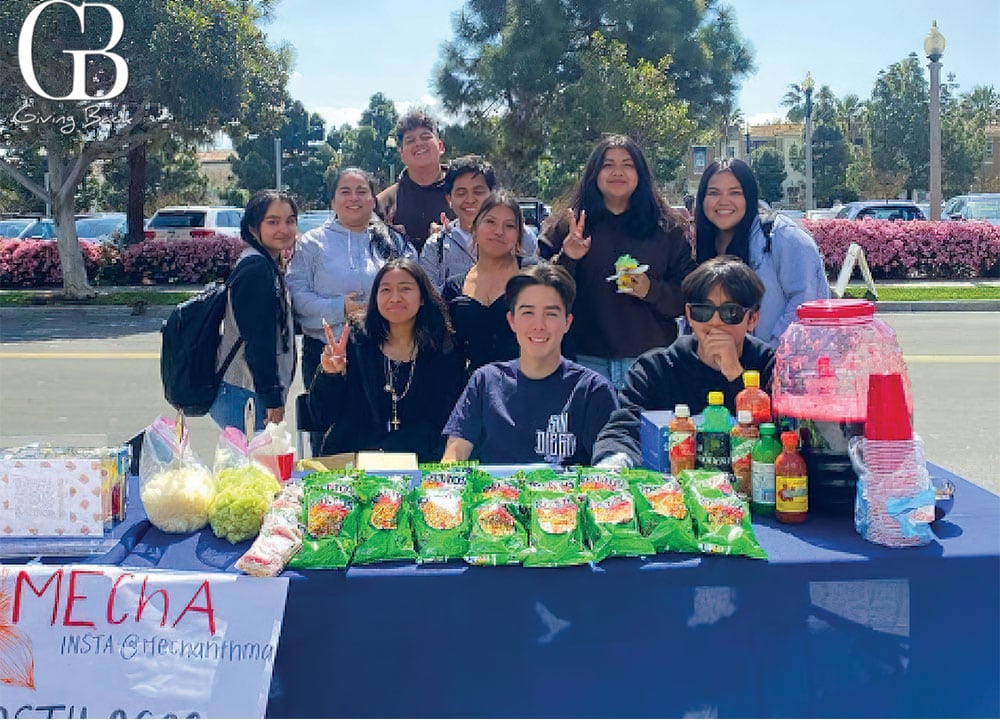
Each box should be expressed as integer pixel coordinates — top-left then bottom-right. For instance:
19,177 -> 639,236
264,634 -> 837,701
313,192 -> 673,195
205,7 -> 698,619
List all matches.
138,415 -> 214,534
849,435 -> 935,547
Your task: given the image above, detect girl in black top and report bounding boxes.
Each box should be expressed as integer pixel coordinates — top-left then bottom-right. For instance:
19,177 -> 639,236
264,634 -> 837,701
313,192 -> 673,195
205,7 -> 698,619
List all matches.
441,192 -> 534,379
309,258 -> 463,462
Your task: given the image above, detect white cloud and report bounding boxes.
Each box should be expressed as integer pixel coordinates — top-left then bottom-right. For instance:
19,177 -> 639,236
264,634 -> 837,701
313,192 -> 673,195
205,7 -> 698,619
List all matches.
314,106 -> 364,129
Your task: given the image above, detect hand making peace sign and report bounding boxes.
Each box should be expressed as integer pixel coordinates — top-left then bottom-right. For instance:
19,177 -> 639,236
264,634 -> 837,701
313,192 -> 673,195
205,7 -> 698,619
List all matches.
561,209 -> 591,260
319,319 -> 350,375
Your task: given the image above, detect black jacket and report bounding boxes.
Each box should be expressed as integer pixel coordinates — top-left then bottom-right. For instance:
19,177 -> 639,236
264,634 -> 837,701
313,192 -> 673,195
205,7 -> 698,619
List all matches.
308,326 -> 465,462
593,334 -> 776,467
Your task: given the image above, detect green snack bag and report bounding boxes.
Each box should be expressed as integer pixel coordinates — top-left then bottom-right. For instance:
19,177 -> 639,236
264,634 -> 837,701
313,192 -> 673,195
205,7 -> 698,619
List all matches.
681,471 -> 766,559
521,468 -> 578,503
523,495 -> 592,567
583,490 -> 655,562
464,498 -> 531,566
352,477 -> 417,564
412,486 -> 470,563
577,468 -> 630,494
626,470 -> 698,554
419,465 -> 478,495
288,482 -> 359,569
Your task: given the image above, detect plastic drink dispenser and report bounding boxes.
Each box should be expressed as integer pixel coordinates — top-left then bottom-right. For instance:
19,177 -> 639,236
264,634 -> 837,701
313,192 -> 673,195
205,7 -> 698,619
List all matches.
771,299 -> 913,512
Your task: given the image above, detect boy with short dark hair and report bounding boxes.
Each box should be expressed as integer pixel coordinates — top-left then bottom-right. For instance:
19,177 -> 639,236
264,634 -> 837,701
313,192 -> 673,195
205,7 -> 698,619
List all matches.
376,110 -> 452,252
420,155 -> 538,287
442,264 -> 617,465
593,256 -> 776,469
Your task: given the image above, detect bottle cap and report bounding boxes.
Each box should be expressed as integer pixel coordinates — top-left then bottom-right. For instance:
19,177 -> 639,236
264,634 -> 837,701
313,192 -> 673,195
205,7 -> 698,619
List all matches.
674,404 -> 690,418
759,422 -> 776,435
737,410 -> 752,424
780,431 -> 799,447
707,391 -> 724,406
742,370 -> 760,388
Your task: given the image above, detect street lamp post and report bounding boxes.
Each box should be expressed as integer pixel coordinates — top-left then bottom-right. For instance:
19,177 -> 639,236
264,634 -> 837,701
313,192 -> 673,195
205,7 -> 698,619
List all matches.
925,21 -> 946,221
274,137 -> 282,190
802,71 -> 815,212
385,135 -> 398,185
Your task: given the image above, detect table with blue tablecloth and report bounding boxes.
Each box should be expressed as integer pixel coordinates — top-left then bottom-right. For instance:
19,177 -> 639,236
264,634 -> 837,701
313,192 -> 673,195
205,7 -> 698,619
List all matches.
19,463 -> 1000,718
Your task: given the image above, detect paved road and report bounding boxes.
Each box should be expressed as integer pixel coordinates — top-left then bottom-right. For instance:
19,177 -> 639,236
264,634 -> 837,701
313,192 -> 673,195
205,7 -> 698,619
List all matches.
0,306 -> 997,493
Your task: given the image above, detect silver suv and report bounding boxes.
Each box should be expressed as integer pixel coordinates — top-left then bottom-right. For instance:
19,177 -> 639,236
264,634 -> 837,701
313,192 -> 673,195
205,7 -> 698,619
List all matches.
835,201 -> 926,221
144,206 -> 244,241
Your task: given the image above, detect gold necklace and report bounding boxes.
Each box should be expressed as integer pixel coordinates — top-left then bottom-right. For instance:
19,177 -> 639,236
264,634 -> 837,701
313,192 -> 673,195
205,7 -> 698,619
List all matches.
383,346 -> 417,432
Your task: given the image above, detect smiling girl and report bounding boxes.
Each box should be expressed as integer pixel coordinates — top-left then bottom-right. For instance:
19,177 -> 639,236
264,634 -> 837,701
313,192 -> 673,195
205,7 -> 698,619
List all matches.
308,258 -> 463,461
694,159 -> 829,345
210,190 -> 298,431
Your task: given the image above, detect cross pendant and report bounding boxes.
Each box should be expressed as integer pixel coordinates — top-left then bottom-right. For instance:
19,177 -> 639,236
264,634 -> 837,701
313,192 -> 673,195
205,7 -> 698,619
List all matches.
390,416 -> 401,431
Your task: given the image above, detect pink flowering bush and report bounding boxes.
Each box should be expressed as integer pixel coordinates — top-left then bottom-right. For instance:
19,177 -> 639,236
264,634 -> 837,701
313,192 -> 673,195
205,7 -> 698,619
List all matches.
803,219 -> 1000,279
123,237 -> 246,284
0,239 -> 103,287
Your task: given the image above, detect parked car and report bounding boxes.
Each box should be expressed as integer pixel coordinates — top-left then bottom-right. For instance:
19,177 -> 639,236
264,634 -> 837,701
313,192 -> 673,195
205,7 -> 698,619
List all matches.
76,213 -> 130,245
943,193 -> 1000,226
296,210 -> 331,237
517,197 -> 550,231
16,218 -> 57,240
835,201 -> 926,221
0,217 -> 37,240
144,205 -> 244,241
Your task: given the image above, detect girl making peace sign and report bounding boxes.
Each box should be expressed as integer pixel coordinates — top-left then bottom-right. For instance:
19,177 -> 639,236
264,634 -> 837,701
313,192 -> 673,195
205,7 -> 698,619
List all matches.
308,258 -> 464,461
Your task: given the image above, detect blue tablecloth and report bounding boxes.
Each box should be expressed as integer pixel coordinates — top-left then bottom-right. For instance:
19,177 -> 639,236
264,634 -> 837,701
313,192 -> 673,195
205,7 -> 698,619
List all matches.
26,463 -> 1000,718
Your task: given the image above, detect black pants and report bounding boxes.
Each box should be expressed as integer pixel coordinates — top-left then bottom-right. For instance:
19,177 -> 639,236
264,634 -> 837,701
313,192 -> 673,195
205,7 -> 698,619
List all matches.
301,335 -> 327,456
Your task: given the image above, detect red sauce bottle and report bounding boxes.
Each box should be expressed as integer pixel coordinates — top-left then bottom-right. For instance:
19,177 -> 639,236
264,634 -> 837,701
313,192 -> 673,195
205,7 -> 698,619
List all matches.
736,370 -> 771,424
775,431 -> 808,523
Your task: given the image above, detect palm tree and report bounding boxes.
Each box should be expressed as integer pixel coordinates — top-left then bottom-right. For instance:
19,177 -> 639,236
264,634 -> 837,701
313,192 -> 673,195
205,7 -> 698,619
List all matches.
836,94 -> 864,145
782,83 -> 805,123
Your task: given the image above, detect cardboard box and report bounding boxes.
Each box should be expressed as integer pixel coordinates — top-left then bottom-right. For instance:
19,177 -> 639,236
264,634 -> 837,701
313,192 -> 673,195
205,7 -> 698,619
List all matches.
640,410 -> 675,472
296,451 -> 420,488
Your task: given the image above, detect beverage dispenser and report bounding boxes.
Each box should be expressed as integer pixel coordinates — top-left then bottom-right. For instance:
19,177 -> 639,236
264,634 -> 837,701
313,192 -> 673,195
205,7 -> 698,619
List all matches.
772,299 -> 913,512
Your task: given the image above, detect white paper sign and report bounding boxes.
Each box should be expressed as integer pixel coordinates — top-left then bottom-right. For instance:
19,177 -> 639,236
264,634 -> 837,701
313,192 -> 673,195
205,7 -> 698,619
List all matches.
0,565 -> 288,718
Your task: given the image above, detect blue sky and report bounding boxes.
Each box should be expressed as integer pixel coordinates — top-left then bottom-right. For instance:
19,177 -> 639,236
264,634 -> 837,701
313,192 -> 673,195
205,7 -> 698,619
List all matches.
264,0 -> 998,131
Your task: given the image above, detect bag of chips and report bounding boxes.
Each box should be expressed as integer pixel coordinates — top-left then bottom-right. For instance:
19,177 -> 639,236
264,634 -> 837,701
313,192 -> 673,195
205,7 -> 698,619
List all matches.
521,468 -> 578,504
352,477 -> 417,564
583,490 -> 655,562
680,469 -> 767,559
577,468 -> 630,494
412,486 -> 470,563
287,480 -> 360,569
464,498 -> 531,566
625,469 -> 698,554
523,495 -> 592,567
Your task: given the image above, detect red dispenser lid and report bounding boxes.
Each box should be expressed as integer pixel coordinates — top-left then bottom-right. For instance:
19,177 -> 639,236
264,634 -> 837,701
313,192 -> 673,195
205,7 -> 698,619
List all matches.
796,299 -> 875,321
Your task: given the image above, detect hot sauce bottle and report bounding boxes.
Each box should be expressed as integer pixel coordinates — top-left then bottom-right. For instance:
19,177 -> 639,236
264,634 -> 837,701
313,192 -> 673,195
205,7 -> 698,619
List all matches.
775,431 -> 808,523
730,410 -> 758,500
668,404 -> 696,476
735,370 -> 771,425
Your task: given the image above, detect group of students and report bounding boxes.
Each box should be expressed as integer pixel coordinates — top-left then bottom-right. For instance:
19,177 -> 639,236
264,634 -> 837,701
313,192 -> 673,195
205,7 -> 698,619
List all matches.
210,110 -> 829,470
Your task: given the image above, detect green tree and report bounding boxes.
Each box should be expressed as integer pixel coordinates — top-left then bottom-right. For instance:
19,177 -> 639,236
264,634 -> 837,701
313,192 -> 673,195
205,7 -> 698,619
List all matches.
867,54 -> 929,198
810,124 -> 853,206
436,0 -> 752,186
750,146 -> 786,204
101,137 -> 208,217
0,0 -> 288,297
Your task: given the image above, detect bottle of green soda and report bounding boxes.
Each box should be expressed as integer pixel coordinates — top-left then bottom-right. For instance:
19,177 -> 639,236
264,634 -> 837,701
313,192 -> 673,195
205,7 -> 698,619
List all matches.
695,391 -> 731,473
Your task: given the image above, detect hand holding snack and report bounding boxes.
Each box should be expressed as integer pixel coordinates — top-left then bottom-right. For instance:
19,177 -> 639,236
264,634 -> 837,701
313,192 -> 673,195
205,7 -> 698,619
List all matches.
561,210 -> 591,260
320,319 -> 349,375
607,254 -> 651,296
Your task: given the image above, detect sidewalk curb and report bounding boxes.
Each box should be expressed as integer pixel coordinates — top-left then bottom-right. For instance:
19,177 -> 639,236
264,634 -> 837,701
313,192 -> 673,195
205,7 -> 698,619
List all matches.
875,300 -> 1000,312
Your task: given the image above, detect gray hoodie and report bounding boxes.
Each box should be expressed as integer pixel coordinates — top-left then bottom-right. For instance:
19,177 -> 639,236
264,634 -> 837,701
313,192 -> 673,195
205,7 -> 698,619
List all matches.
286,217 -> 415,342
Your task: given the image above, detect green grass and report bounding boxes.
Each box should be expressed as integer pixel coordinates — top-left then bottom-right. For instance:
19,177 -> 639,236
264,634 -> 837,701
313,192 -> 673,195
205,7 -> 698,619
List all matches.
0,289 -> 199,307
840,285 -> 1000,301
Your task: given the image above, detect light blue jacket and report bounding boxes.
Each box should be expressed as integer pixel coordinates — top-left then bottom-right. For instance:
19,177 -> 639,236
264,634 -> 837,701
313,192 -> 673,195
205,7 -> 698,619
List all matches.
286,218 -> 415,342
420,219 -> 539,288
748,214 -> 830,346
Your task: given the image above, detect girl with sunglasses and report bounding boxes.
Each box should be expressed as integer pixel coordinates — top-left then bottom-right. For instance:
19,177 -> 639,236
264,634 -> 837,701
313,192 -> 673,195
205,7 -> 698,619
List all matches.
694,158 -> 829,346
592,257 -> 776,470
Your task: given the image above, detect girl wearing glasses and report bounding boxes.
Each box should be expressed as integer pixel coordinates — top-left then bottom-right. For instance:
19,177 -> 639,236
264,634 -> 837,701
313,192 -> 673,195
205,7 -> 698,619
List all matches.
694,158 -> 829,346
592,257 -> 775,470
539,135 -> 696,389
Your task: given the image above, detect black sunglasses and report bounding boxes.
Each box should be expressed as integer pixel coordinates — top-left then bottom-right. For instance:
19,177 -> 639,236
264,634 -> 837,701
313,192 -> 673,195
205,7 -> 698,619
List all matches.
687,301 -> 751,325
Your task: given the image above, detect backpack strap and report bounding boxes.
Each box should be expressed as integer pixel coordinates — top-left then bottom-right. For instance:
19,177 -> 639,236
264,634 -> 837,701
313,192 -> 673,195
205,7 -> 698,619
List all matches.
215,260 -> 252,380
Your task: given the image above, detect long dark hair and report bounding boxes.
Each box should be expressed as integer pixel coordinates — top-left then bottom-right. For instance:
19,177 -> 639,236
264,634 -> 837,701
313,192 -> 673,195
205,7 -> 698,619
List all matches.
363,258 -> 454,353
694,158 -> 760,264
332,166 -> 402,260
569,134 -> 679,238
241,189 -> 298,353
472,191 -> 525,256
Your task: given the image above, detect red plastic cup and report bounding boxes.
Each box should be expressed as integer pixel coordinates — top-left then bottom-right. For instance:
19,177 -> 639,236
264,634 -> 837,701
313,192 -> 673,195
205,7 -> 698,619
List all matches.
864,373 -> 913,441
257,452 -> 295,482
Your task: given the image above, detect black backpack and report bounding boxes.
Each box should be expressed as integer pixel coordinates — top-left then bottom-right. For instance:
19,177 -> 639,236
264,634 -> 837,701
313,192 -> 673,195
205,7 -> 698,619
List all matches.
160,274 -> 243,416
